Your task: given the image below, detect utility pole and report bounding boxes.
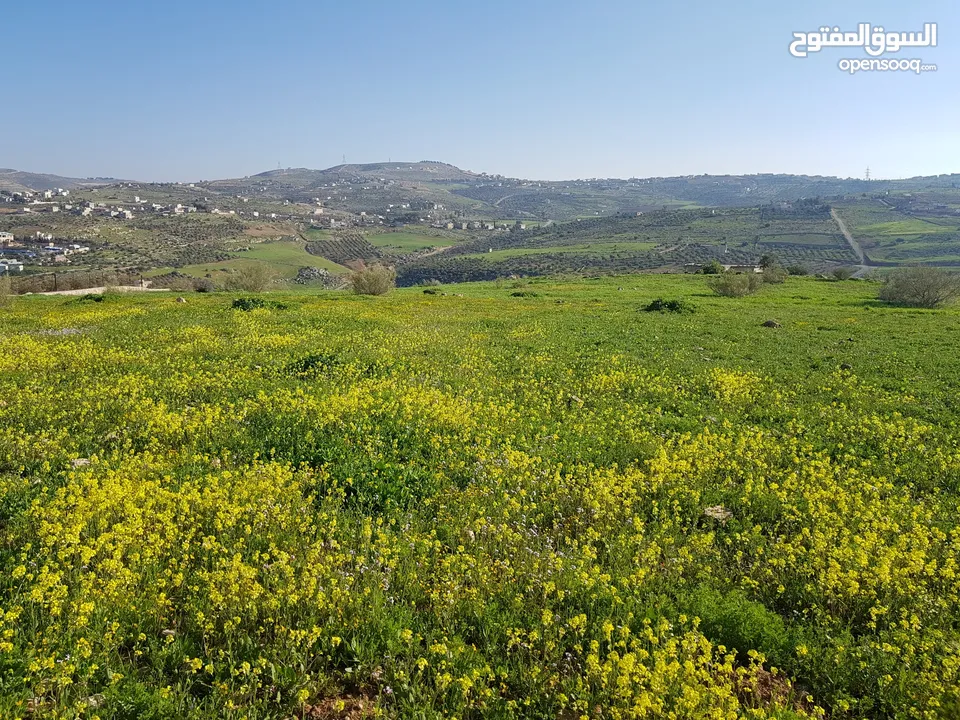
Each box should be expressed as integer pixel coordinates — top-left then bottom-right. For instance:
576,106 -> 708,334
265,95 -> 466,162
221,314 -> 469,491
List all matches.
865,167 -> 871,181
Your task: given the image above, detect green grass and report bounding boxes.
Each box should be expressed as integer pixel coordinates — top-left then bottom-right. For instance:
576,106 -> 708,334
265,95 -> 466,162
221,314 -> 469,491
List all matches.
2,275 -> 960,718
857,219 -> 958,236
146,240 -> 347,279
366,232 -> 457,252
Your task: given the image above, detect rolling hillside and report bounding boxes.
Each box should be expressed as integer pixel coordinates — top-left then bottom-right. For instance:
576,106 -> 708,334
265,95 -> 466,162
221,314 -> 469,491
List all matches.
0,169 -> 119,192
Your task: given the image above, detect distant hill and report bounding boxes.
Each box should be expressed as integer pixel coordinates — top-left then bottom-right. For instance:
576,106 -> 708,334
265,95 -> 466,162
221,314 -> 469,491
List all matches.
231,161 -> 477,189
210,166 -> 960,221
311,161 -> 478,182
0,169 -> 119,193
7,161 -> 960,226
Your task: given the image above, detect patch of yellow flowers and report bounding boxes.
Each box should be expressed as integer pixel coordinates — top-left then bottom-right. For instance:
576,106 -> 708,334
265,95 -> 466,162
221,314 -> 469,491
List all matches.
0,290 -> 958,718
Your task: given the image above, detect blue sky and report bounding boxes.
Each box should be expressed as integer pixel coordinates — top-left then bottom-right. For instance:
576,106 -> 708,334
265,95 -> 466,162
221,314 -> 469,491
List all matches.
4,0 -> 957,181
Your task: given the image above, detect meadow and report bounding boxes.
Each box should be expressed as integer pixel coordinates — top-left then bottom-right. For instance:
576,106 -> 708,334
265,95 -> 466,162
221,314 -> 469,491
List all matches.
145,240 -> 348,281
1,275 -> 960,719
365,233 -> 457,253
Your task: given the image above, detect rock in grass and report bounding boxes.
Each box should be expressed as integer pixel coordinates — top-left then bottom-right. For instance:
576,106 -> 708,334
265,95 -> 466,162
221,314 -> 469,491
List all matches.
762,319 -> 782,328
703,505 -> 732,522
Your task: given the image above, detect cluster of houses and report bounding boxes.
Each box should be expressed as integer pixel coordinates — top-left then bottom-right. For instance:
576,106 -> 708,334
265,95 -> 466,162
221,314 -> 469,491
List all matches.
6,197 -> 136,220
0,188 -> 71,203
435,220 -> 527,232
0,232 -> 21,273
0,231 -> 90,268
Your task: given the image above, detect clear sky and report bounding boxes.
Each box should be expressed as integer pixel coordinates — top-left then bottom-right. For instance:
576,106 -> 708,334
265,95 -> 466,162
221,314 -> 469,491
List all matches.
4,0 -> 957,181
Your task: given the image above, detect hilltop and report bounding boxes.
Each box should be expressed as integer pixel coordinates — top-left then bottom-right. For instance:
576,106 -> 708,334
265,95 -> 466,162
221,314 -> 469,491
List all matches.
263,160 -> 478,182
0,169 -> 119,193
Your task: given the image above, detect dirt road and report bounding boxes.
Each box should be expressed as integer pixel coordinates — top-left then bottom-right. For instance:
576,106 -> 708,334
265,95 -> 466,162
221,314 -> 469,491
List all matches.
830,208 -> 872,277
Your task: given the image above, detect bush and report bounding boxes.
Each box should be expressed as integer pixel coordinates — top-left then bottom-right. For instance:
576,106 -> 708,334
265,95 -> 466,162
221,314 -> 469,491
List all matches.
232,297 -> 268,311
787,264 -> 810,276
286,352 -> 343,377
832,266 -> 856,281
643,298 -> 694,314
879,266 -> 960,308
761,265 -> 788,284
231,297 -> 288,312
223,265 -> 274,292
701,260 -> 724,275
684,587 -> 796,666
708,272 -> 763,297
348,263 -> 396,296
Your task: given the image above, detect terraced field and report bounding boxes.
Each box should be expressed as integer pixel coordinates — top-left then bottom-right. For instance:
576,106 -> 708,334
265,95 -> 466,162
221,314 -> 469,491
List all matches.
398,205 -> 858,284
833,197 -> 960,266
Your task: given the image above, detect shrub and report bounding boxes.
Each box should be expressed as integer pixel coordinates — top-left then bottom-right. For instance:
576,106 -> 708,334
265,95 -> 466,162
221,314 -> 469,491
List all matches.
761,265 -> 788,284
879,266 -> 960,308
701,260 -> 724,275
684,587 -> 796,666
787,264 -> 810,276
232,297 -> 288,312
232,297 -> 268,311
643,298 -> 694,314
193,278 -> 215,293
223,265 -> 274,292
286,352 -> 343,377
832,266 -> 856,281
348,263 -> 396,296
510,291 -> 539,298
708,272 -> 763,297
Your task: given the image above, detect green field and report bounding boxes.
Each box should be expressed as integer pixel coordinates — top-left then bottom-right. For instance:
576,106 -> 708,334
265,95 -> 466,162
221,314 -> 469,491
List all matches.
146,239 -> 347,279
2,275 -> 960,718
366,232 -> 457,252
857,219 -> 958,236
